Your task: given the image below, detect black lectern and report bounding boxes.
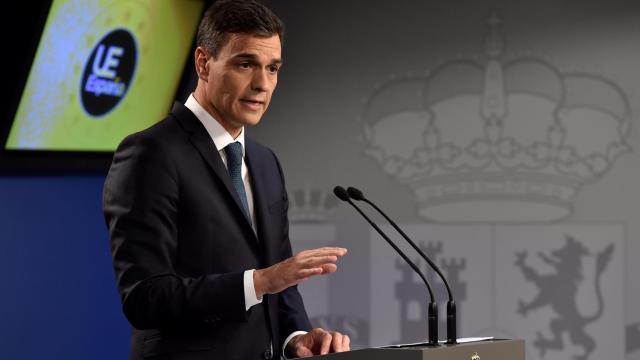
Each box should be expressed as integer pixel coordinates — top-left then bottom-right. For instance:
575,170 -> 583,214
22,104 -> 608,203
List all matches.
307,338 -> 525,360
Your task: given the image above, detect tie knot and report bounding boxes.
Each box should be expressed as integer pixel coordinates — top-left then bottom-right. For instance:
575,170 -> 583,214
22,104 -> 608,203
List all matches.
224,142 -> 243,167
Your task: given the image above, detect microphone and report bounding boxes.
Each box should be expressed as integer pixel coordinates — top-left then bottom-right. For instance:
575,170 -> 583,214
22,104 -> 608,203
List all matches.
346,186 -> 458,345
333,186 -> 440,346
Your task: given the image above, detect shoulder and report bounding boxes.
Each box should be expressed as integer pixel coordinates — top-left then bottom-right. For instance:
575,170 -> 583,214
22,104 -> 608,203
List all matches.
115,106 -> 196,164
245,137 -> 288,194
108,115 -> 184,185
119,117 -> 180,150
246,137 -> 282,169
245,137 -> 273,157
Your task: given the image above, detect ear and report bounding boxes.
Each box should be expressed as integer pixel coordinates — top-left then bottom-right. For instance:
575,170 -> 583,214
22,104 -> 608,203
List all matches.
194,47 -> 209,80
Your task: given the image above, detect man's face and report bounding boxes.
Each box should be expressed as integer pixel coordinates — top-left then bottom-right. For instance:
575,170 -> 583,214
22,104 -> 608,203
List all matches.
199,33 -> 282,132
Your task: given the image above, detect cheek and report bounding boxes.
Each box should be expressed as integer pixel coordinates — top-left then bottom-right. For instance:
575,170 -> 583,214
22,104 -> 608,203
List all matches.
265,78 -> 277,97
221,93 -> 233,107
215,78 -> 239,106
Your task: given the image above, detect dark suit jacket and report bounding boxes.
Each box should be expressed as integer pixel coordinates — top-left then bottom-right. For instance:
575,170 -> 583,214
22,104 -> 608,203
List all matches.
103,102 -> 311,360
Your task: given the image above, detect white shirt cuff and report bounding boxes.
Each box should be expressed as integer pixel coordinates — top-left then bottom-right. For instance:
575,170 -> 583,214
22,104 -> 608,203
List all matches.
243,269 -> 262,311
282,330 -> 308,359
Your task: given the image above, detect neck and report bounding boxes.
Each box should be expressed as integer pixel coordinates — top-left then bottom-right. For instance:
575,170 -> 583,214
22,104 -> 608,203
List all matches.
226,126 -> 242,140
192,88 -> 243,139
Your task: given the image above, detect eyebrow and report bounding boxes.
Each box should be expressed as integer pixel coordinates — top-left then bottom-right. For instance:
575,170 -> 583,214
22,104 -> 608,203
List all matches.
232,53 -> 282,65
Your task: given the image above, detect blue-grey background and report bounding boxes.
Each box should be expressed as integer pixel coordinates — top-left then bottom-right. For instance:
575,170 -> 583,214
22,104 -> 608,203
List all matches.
0,177 -> 129,358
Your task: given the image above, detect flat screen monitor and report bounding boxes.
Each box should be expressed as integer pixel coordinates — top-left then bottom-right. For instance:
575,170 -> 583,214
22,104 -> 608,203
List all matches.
1,0 -> 206,173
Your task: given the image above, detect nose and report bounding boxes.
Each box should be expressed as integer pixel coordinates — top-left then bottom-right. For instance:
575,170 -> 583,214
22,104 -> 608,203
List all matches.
251,68 -> 270,92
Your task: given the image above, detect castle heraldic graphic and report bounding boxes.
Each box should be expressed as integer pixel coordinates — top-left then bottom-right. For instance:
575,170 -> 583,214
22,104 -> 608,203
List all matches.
393,240 -> 467,344
361,14 -> 632,222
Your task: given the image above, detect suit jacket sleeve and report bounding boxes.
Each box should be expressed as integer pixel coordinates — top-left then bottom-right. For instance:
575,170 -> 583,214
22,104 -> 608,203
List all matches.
103,132 -> 247,330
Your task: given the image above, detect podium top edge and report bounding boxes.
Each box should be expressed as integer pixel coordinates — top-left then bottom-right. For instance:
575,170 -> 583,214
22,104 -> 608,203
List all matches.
380,338 -> 520,349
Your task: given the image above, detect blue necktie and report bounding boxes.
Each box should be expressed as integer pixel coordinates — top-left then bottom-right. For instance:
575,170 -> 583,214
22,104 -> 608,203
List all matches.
224,142 -> 250,219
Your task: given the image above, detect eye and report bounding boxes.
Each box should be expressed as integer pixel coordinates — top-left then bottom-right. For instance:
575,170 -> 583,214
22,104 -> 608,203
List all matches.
268,65 -> 280,74
238,62 -> 252,69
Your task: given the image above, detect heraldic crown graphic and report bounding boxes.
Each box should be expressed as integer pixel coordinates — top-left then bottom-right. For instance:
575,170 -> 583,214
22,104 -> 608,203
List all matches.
361,13 -> 632,222
288,185 -> 338,223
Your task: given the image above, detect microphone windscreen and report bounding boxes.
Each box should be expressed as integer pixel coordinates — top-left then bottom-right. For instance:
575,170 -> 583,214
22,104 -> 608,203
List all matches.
333,186 -> 350,201
347,187 -> 365,200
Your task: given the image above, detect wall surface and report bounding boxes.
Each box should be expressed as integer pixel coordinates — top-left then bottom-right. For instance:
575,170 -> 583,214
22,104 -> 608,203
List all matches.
255,1 -> 640,359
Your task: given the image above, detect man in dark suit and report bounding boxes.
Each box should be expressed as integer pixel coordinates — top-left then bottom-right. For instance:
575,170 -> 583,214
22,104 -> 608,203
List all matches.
103,1 -> 350,359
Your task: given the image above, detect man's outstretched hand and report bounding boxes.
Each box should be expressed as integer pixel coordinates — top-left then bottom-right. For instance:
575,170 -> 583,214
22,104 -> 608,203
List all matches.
254,247 -> 347,298
286,328 -> 351,358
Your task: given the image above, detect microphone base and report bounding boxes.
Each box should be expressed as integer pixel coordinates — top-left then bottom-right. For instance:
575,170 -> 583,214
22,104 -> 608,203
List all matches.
446,300 -> 457,344
427,302 -> 440,347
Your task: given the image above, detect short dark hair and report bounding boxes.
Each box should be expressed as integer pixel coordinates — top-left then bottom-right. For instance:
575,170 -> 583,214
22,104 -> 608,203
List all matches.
196,0 -> 284,58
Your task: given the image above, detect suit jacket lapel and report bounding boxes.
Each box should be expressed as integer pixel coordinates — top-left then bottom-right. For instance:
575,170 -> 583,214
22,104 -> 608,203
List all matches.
171,102 -> 256,234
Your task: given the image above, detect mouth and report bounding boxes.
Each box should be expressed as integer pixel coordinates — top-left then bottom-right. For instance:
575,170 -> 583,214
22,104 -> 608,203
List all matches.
239,98 -> 265,111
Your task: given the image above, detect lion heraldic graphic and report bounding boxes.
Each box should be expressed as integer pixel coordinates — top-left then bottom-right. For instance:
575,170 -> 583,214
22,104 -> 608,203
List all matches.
514,235 -> 614,360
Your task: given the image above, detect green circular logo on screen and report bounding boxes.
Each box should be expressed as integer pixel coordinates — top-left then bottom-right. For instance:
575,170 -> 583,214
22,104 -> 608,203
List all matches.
81,29 -> 137,117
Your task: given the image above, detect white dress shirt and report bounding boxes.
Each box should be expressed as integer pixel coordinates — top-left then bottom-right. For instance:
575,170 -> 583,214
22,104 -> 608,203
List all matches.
184,95 -> 306,357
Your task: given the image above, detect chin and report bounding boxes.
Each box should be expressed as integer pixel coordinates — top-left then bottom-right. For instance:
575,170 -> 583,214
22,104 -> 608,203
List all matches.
238,114 -> 264,127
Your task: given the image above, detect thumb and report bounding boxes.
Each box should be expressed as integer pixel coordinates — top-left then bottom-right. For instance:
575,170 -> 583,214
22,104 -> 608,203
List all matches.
294,346 -> 314,358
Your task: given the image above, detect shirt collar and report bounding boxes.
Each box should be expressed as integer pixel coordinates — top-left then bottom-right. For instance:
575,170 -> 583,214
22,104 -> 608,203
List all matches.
185,94 -> 245,156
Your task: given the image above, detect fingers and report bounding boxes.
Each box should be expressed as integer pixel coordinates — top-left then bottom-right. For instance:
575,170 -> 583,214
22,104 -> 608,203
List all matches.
319,330 -> 332,355
293,247 -> 347,278
294,346 -> 313,358
303,255 -> 339,267
330,332 -> 344,352
259,247 -> 348,295
295,263 -> 337,284
297,267 -> 324,278
320,263 -> 338,274
305,329 -> 350,355
298,247 -> 348,259
328,332 -> 349,353
287,334 -> 314,358
342,334 -> 351,351
298,256 -> 338,274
